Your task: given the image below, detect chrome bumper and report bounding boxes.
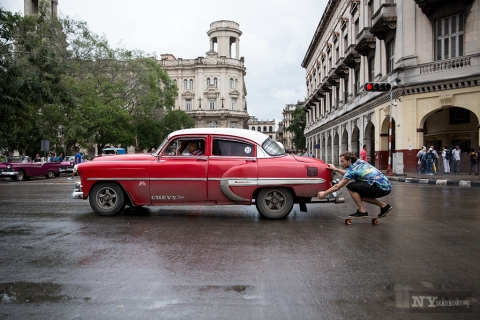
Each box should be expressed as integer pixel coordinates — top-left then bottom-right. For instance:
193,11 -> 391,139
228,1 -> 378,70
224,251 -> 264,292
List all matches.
59,168 -> 73,173
71,182 -> 84,199
1,171 -> 18,176
324,179 -> 344,203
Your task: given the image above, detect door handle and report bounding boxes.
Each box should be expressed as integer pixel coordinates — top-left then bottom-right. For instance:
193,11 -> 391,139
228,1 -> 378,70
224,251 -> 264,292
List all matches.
246,158 -> 256,162
197,157 -> 208,161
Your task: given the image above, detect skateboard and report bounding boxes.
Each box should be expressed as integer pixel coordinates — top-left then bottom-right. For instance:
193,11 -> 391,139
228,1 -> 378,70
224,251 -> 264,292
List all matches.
339,215 -> 380,225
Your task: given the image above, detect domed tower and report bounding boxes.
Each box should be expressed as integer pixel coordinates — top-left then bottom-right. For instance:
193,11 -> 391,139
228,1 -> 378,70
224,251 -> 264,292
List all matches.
24,0 -> 58,17
207,20 -> 242,59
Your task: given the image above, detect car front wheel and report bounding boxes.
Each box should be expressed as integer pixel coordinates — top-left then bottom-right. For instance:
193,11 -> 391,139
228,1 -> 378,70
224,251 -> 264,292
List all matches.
15,170 -> 25,181
45,170 -> 55,179
256,187 -> 293,219
89,182 -> 126,216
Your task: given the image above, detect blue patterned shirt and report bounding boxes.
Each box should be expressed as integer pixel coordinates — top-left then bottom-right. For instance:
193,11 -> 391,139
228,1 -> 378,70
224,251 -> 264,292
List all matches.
343,160 -> 392,191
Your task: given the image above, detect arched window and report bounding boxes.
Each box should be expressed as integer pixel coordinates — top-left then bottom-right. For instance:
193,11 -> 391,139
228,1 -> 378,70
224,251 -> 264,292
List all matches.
263,126 -> 267,132
207,78 -> 211,86
251,127 -> 255,130
229,78 -> 235,89
269,126 -> 273,132
189,79 -> 194,90
257,126 -> 261,131
183,79 -> 188,90
213,77 -> 218,88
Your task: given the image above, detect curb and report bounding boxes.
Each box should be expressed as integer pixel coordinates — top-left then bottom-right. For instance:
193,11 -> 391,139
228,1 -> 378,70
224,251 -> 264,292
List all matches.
387,176 -> 480,188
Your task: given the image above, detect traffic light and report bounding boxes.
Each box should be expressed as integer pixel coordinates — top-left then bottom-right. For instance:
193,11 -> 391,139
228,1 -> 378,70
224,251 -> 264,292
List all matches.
363,82 -> 392,92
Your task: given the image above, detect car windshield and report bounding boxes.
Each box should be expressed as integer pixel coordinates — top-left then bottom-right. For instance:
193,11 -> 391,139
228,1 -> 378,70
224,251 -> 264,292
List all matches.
155,137 -> 169,155
262,138 -> 286,156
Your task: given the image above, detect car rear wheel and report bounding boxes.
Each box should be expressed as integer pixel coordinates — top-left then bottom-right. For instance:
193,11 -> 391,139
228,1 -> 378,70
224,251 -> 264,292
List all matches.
15,170 -> 26,181
89,182 -> 126,216
45,170 -> 55,179
256,187 -> 293,219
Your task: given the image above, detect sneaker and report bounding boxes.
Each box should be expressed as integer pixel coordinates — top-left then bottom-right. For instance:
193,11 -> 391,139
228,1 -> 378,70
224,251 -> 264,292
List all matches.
349,210 -> 368,217
378,204 -> 393,218
67,177 -> 73,180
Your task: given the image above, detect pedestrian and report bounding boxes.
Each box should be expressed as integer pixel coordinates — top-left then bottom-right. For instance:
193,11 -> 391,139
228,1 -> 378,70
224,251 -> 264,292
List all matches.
68,148 -> 83,180
452,145 -> 461,174
468,148 -> 478,175
430,145 -> 438,174
300,148 -> 308,156
416,146 -> 426,174
56,153 -> 63,162
442,146 -> 452,174
48,153 -> 54,162
316,151 -> 392,218
310,152 -> 315,158
360,144 -> 368,162
425,147 -> 436,175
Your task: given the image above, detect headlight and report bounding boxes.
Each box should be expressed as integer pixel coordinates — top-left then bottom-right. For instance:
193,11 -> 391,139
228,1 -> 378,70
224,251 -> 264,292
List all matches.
7,164 -> 11,169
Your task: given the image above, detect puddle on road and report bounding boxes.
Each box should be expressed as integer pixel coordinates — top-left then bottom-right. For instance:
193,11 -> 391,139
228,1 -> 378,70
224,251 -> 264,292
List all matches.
198,285 -> 250,294
0,282 -> 72,304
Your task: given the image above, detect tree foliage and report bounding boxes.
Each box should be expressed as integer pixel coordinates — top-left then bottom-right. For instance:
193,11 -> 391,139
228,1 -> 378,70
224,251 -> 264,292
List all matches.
0,4 -> 189,156
286,107 -> 306,151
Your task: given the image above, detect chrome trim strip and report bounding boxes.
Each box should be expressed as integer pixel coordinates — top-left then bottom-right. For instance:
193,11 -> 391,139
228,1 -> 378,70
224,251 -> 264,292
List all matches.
258,178 -> 326,185
87,178 -> 150,181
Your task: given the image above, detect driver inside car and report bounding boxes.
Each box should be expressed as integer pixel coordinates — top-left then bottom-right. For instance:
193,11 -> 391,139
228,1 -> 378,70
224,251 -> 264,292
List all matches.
177,141 -> 204,156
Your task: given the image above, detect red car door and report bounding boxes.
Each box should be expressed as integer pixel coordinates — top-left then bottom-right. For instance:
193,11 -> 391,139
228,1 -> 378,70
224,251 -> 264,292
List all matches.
149,136 -> 208,204
207,137 -> 258,204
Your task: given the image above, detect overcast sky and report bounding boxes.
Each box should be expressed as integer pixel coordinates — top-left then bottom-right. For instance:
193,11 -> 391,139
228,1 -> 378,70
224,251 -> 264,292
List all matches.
2,0 -> 328,125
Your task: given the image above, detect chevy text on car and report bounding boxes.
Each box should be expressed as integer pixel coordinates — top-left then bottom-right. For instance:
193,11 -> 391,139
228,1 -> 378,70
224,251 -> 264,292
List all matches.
71,128 -> 343,219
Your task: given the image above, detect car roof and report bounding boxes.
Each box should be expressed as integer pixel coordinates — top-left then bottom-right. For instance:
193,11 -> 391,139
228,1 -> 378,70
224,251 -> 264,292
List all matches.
168,128 -> 270,146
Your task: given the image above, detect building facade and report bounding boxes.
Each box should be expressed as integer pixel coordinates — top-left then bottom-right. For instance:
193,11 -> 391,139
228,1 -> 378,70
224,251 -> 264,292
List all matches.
247,117 -> 276,140
302,0 -> 480,172
279,102 -> 305,152
160,21 -> 250,129
24,0 -> 58,17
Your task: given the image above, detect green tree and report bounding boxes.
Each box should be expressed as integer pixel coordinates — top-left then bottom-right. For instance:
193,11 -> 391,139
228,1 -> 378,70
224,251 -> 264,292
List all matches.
286,107 -> 306,152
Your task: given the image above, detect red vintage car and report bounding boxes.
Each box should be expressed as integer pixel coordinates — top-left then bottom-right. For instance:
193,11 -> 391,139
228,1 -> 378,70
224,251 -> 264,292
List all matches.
72,128 -> 343,219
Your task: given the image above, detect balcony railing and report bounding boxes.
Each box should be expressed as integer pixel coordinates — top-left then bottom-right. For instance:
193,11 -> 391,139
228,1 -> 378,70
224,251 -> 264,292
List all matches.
419,57 -> 471,74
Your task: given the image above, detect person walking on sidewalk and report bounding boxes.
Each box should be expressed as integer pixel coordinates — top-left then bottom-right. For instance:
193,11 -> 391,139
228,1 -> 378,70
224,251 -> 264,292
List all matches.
469,148 -> 478,175
452,145 -> 461,174
442,146 -> 452,174
425,147 -> 436,175
417,146 -> 427,174
68,148 -> 82,180
316,151 -> 392,218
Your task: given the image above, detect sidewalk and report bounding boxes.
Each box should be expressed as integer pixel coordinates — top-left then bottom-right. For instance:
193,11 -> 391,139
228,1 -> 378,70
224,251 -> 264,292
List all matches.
384,170 -> 480,187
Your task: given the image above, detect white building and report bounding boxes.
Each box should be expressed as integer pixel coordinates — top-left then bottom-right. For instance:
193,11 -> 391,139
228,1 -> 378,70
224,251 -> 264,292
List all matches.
247,117 -> 276,140
302,0 -> 480,171
160,21 -> 250,129
279,102 -> 305,152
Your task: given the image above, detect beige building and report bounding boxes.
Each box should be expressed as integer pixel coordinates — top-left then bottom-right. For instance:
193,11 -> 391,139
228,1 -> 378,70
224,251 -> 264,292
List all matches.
160,21 -> 249,129
24,0 -> 58,17
302,0 -> 480,172
247,117 -> 276,140
279,102 -> 305,152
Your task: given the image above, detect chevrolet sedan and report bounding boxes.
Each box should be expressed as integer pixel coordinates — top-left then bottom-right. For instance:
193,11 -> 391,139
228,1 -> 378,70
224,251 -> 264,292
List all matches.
72,128 -> 343,219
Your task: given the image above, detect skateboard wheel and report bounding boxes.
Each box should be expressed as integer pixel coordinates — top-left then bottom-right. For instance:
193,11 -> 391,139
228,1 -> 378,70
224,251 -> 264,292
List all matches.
345,219 -> 352,225
372,219 -> 379,225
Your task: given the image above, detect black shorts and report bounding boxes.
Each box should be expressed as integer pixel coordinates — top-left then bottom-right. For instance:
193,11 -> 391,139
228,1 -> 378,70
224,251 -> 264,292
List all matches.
346,181 -> 391,198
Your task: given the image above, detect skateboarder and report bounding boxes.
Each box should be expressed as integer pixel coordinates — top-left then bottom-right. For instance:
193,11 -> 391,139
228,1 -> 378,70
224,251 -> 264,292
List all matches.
317,151 -> 393,218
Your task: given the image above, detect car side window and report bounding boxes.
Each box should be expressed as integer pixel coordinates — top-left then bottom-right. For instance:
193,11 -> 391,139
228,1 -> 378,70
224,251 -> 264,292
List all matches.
213,139 -> 254,157
167,138 -> 205,156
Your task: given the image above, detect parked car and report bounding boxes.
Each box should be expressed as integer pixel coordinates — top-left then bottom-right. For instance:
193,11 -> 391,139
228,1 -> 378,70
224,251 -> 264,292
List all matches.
59,156 -> 75,174
0,156 -> 61,181
0,161 -> 18,180
72,128 -> 344,219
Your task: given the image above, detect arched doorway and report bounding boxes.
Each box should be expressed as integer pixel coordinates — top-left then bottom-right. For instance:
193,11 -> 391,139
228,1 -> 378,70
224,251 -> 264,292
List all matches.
380,117 -> 396,170
333,132 -> 340,166
327,134 -> 332,163
341,129 -> 348,155
421,106 -> 479,173
321,136 -> 326,161
364,122 -> 375,166
351,126 -> 359,156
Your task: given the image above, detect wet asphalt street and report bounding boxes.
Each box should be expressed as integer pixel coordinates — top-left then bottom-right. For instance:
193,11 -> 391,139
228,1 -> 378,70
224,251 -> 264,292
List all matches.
0,178 -> 479,319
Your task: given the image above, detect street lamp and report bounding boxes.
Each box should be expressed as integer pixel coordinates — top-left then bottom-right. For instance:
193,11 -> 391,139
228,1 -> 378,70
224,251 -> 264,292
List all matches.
221,96 -> 225,108
197,97 -> 203,109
